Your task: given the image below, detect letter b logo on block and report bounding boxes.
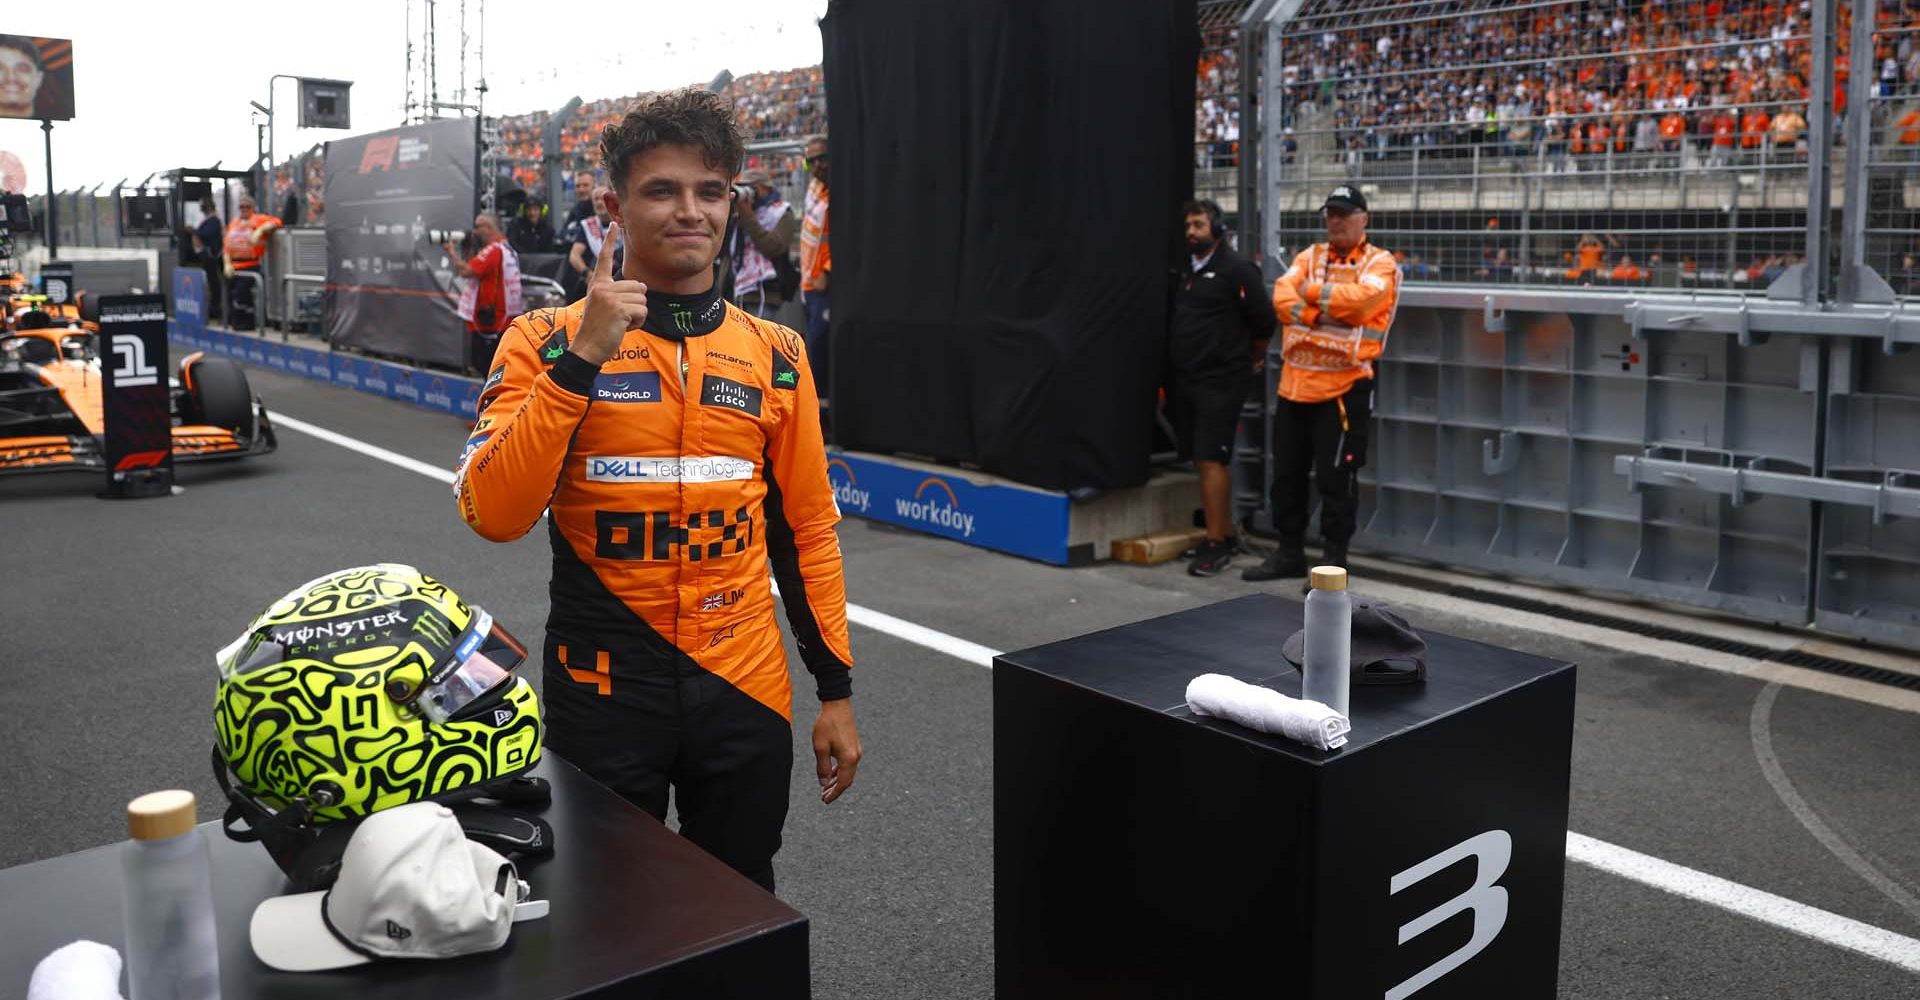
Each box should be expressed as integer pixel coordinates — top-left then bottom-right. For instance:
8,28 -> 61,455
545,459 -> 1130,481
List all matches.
1384,829 -> 1511,1000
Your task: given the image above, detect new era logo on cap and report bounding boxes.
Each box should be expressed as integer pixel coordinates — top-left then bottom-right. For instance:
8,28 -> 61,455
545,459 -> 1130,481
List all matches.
249,802 -> 547,972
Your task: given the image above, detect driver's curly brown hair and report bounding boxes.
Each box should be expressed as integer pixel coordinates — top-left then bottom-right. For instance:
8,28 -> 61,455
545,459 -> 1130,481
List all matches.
600,87 -> 745,193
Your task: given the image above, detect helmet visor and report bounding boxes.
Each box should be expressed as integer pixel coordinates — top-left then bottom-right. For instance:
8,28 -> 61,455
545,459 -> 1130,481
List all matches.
415,608 -> 527,723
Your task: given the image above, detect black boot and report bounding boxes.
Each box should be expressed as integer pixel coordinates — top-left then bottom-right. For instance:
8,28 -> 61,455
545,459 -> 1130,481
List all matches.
1242,538 -> 1308,581
1319,541 -> 1349,569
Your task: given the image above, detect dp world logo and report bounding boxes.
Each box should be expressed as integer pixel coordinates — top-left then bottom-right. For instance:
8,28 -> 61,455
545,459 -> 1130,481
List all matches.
826,458 -> 870,514
896,477 -> 976,538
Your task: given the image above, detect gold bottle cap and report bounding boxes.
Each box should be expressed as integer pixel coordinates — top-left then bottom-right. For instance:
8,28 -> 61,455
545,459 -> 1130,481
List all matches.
1309,566 -> 1349,591
127,790 -> 197,841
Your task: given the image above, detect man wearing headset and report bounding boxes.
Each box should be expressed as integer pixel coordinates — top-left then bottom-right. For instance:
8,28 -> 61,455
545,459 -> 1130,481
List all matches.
1170,199 -> 1275,577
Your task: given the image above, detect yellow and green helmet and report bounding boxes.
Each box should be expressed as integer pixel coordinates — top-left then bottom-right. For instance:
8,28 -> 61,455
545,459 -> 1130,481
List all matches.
213,564 -> 542,826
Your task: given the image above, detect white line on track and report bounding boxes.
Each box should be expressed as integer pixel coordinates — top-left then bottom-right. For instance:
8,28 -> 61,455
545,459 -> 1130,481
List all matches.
1750,682 -> 1920,926
273,412 -> 456,485
1567,833 -> 1920,974
273,409 -> 1920,975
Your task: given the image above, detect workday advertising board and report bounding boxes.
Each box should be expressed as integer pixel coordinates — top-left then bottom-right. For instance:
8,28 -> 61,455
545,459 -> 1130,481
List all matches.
825,451 -> 1071,564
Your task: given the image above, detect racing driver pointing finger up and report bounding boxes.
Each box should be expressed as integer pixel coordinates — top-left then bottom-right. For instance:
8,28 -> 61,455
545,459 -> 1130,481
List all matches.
453,88 -> 861,893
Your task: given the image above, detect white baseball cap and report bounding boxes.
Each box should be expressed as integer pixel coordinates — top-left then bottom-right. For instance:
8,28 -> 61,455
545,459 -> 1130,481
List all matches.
249,801 -> 546,971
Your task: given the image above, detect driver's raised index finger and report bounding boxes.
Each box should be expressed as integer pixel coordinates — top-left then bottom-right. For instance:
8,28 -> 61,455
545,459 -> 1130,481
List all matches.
592,222 -> 621,283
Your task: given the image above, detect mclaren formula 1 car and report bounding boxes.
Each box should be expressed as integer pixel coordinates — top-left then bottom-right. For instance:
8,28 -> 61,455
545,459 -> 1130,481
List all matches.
1,294 -> 276,475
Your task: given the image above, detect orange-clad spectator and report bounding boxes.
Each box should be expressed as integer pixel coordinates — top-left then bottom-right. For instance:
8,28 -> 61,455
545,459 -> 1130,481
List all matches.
1659,112 -> 1688,153
1898,107 -> 1920,147
1610,254 -> 1646,282
1741,108 -> 1771,148
1709,109 -> 1737,166
1771,105 -> 1808,151
1571,233 -> 1606,279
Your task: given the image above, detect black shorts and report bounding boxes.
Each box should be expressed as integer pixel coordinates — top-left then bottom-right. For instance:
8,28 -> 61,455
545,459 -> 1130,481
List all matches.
1171,375 -> 1248,465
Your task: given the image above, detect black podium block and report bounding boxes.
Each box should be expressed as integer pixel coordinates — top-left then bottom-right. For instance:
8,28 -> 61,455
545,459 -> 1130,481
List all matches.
0,757 -> 808,999
994,594 -> 1574,1000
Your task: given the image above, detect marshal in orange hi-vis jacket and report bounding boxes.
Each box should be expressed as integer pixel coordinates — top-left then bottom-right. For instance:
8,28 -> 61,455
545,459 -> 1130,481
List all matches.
453,293 -> 851,727
1269,239 -> 1400,405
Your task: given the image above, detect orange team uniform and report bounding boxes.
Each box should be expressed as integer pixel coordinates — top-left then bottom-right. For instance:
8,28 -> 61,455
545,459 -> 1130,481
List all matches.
455,294 -> 850,723
453,286 -> 850,891
224,214 -> 282,270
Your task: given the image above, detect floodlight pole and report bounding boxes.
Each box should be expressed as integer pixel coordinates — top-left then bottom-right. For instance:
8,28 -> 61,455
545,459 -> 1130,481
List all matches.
42,119 -> 55,259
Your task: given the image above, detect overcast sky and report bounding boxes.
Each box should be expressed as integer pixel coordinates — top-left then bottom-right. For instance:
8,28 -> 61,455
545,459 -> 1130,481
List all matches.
0,0 -> 827,193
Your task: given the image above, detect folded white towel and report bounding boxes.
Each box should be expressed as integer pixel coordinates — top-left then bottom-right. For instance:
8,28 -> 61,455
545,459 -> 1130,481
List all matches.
28,941 -> 126,1000
1185,673 -> 1352,750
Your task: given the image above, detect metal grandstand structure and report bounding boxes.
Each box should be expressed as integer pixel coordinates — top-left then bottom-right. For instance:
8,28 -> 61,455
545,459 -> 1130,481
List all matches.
404,0 -> 497,212
1235,0 -> 1920,649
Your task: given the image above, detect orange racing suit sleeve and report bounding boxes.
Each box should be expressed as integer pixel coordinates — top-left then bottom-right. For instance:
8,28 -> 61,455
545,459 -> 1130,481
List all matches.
454,308 -> 592,541
762,333 -> 854,699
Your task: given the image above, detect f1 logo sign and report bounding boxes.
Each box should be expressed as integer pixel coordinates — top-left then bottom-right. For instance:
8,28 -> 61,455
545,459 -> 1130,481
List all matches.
1385,829 -> 1511,1000
111,334 -> 159,387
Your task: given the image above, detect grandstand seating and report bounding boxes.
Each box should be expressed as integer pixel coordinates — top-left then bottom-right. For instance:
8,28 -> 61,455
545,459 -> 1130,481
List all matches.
494,66 -> 826,204
1277,0 -> 1920,160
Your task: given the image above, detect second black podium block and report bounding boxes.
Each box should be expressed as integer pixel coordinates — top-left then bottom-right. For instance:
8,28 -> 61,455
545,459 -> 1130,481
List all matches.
994,594 -> 1576,1000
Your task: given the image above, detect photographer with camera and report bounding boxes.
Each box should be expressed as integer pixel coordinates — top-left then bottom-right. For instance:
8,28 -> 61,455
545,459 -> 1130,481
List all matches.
726,168 -> 798,318
442,213 -> 522,374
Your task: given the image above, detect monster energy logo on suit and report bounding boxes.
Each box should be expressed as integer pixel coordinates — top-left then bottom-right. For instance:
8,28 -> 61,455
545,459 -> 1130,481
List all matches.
670,305 -> 694,335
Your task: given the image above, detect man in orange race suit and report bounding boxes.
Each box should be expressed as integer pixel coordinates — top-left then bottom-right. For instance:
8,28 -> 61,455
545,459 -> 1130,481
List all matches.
454,88 -> 861,893
1244,184 -> 1399,582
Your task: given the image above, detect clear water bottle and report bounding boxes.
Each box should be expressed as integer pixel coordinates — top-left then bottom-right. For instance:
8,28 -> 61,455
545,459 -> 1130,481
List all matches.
122,790 -> 221,1000
1301,566 -> 1352,717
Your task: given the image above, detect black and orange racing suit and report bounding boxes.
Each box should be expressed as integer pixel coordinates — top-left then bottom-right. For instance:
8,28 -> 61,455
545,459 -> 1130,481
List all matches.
454,280 -> 852,891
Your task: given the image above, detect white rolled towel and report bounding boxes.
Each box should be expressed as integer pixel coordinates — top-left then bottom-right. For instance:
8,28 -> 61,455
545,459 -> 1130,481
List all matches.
1185,673 -> 1351,750
27,941 -> 126,1000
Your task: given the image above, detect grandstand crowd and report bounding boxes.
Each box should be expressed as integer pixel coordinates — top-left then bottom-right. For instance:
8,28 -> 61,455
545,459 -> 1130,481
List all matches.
496,67 -> 825,223
1279,0 -> 1920,162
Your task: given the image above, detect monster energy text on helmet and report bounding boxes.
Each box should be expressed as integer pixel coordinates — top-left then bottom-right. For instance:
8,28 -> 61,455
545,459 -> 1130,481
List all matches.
213,564 -> 543,827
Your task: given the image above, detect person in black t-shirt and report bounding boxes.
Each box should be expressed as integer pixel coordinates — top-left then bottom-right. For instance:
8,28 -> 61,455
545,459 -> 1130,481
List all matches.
192,196 -> 226,323
562,170 -> 598,228
1169,199 -> 1275,577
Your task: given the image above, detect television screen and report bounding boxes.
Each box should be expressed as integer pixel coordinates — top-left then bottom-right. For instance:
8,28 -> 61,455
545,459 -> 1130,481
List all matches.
121,193 -> 168,236
0,36 -> 74,122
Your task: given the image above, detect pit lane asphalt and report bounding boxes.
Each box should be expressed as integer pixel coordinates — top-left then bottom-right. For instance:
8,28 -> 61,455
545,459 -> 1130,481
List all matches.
3,362 -> 1917,999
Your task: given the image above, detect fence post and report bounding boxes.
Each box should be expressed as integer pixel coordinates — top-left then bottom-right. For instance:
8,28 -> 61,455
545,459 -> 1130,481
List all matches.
1472,145 -> 1481,210
1604,144 -> 1614,210
1726,174 -> 1741,281
1519,165 -> 1533,280
1837,0 -> 1878,305
1802,0 -> 1837,305
1411,145 -> 1421,211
